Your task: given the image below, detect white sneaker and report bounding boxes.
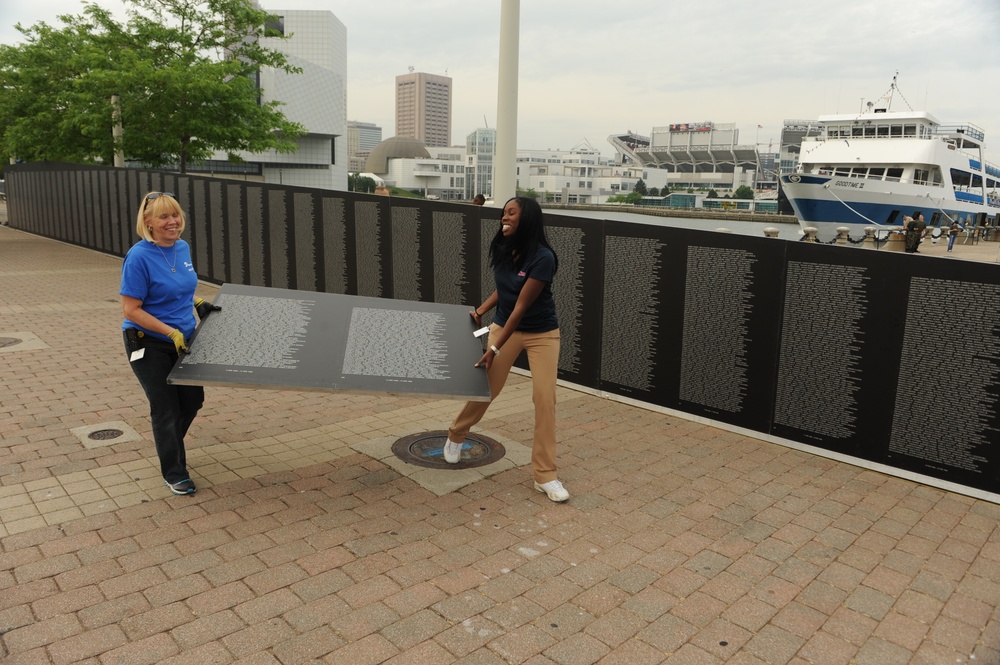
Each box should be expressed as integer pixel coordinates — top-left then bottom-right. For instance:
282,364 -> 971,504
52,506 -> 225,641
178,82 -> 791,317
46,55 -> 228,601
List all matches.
534,479 -> 569,502
443,440 -> 463,464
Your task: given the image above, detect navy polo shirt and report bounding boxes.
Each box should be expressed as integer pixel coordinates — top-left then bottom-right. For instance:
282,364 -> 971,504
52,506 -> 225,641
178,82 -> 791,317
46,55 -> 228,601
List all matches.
493,246 -> 558,332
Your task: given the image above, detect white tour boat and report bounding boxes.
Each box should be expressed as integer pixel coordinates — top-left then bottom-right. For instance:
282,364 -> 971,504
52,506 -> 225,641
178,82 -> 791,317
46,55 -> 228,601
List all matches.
780,77 -> 1000,241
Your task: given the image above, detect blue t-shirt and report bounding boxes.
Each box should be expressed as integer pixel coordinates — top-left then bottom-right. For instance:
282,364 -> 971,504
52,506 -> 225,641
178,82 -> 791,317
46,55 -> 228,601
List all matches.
120,239 -> 198,341
493,246 -> 558,333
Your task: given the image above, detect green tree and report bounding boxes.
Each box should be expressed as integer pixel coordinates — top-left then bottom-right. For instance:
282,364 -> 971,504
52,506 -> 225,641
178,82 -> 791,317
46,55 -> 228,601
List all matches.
516,187 -> 539,200
707,189 -> 718,198
0,0 -> 304,171
633,178 -> 647,196
348,173 -> 376,193
648,187 -> 659,196
733,185 -> 755,199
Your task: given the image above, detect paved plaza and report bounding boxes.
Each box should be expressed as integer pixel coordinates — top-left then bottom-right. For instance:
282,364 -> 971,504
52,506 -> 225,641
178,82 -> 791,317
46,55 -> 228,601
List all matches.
1,223 -> 998,664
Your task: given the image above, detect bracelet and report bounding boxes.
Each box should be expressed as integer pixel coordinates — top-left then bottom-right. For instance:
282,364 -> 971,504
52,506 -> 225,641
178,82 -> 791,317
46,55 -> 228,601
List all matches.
490,344 -> 501,356
474,309 -> 482,317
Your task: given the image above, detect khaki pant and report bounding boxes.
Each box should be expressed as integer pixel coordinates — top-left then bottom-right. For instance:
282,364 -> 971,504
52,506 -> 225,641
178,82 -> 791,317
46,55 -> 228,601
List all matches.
449,325 -> 560,483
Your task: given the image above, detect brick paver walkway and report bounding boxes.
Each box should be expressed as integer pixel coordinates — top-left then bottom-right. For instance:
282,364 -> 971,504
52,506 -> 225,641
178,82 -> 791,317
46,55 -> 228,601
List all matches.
1,225 -> 998,664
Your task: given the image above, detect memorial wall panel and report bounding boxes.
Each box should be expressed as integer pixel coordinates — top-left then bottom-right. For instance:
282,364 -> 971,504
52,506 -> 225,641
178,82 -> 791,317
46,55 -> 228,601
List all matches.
321,194 -> 350,294
292,191 -> 318,292
545,214 -> 603,388
390,204 -> 424,302
169,283 -> 491,401
884,256 -> 1000,493
354,197 -> 390,298
771,243 -> 902,456
600,221 -> 673,404
225,183 -> 245,285
268,188 -> 290,289
432,207 -> 478,307
246,186 -> 266,287
675,230 -> 785,431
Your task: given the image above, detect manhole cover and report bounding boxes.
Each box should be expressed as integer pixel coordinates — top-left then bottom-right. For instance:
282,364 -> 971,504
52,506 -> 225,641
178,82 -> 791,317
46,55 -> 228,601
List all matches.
88,429 -> 124,441
0,337 -> 23,348
392,430 -> 505,469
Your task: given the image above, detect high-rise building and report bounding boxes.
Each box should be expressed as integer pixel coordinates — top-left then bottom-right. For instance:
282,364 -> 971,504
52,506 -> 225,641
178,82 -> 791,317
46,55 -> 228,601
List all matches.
348,121 -> 382,173
465,128 -> 495,199
395,71 -> 452,148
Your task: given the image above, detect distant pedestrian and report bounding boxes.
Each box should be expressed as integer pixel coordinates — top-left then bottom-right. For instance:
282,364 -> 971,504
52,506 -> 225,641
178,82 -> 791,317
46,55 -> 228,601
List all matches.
948,219 -> 960,251
904,212 -> 926,253
472,194 -> 486,206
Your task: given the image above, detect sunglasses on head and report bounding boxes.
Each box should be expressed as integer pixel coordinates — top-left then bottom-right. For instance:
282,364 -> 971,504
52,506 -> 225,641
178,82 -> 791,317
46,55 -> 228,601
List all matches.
144,192 -> 174,203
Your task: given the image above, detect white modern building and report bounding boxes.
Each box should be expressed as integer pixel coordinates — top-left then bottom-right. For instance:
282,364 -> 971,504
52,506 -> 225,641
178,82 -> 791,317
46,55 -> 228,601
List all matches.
203,9 -> 348,190
365,137 -> 467,200
515,145 -> 643,204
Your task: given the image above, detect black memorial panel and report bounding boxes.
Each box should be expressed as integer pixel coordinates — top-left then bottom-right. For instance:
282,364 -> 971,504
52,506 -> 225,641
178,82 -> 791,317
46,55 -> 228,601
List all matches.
674,229 -> 785,431
291,191 -> 318,292
225,183 -> 245,285
208,180 -> 226,283
431,206 -> 480,307
353,196 -> 391,298
267,187 -> 290,288
390,203 -> 426,302
885,256 -> 1000,493
544,214 -> 603,388
168,283 -> 490,401
771,242 -> 902,456
246,185 -> 267,287
600,221 -> 677,405
320,194 -> 350,295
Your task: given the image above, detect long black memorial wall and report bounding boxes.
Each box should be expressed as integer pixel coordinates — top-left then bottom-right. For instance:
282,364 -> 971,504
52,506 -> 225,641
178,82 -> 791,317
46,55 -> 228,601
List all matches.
6,163 -> 999,498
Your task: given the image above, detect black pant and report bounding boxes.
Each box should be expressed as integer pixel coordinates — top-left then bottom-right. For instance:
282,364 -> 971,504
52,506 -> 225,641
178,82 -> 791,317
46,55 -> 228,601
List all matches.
124,332 -> 204,483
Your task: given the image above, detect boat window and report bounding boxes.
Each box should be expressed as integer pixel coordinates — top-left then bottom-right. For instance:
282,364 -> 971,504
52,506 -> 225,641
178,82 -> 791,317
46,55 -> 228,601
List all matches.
890,125 -> 903,137
930,212 -> 942,226
834,167 -> 851,176
951,169 -> 972,188
864,126 -> 876,138
876,126 -> 890,137
886,210 -> 901,224
852,126 -> 864,137
851,167 -> 868,177
886,168 -> 903,181
972,174 -> 983,188
914,169 -> 929,185
868,167 -> 885,179
903,125 -> 917,137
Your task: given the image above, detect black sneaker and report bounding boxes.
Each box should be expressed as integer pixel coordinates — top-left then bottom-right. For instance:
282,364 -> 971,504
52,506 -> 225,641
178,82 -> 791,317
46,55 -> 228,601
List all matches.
165,478 -> 196,495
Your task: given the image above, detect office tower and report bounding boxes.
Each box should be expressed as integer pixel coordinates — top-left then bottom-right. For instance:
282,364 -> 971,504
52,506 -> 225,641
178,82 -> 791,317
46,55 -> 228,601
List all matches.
348,121 -> 382,172
395,71 -> 452,148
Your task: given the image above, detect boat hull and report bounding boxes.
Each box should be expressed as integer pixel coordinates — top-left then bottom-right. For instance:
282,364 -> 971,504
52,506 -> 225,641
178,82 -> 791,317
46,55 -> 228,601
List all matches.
781,174 -> 989,240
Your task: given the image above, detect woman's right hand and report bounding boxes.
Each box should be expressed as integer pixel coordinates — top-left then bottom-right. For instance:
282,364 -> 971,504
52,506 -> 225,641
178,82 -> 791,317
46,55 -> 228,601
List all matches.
470,309 -> 482,325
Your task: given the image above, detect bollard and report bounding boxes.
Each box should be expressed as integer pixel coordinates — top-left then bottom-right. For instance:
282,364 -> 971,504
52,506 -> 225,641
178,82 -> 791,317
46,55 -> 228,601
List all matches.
835,227 -> 850,245
802,227 -> 819,242
885,227 -> 907,252
863,227 -> 878,249
762,227 -> 780,238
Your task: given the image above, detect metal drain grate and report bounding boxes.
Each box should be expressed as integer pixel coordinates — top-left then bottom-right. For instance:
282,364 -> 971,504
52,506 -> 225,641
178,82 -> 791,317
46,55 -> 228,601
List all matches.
391,430 -> 506,469
0,337 -> 23,348
88,429 -> 124,441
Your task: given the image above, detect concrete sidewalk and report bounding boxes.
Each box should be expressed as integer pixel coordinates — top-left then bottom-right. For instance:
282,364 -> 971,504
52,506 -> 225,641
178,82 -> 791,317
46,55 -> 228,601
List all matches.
1,225 -> 998,664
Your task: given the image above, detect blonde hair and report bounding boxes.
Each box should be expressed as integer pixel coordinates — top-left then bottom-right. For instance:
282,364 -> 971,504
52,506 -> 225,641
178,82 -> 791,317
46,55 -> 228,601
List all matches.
135,192 -> 186,242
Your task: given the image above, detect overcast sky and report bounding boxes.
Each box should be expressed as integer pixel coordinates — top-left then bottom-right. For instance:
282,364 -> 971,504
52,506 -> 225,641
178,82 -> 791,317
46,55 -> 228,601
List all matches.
3,0 -> 999,157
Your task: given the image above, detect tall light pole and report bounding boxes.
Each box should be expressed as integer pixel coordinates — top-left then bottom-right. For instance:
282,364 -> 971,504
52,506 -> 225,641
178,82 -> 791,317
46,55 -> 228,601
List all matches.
493,0 -> 519,205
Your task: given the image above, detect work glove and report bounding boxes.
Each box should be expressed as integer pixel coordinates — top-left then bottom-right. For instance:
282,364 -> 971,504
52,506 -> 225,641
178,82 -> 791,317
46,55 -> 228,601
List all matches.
194,297 -> 222,320
167,329 -> 189,354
